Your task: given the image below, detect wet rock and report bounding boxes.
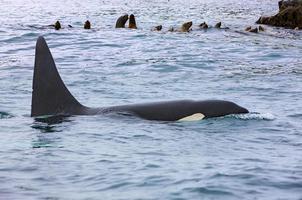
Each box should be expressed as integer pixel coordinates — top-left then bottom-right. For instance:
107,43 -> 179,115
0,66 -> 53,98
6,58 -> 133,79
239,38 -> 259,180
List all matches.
279,0 -> 302,11
257,0 -> 302,29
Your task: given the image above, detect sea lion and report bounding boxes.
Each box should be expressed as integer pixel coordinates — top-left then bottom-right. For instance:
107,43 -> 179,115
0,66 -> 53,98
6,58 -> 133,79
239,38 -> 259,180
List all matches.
168,21 -> 192,32
115,14 -> 129,28
84,20 -> 91,29
54,21 -> 61,30
181,21 -> 193,32
245,26 -> 252,31
129,14 -> 137,29
215,22 -> 222,28
199,22 -> 208,29
249,27 -> 258,33
152,25 -> 162,31
258,25 -> 264,31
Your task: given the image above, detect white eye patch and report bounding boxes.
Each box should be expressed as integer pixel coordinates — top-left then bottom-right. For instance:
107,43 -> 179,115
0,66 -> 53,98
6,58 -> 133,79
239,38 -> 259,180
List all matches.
178,113 -> 205,122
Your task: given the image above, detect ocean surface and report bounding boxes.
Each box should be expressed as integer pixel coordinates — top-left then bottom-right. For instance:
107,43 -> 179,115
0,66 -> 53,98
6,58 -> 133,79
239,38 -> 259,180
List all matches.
0,0 -> 302,199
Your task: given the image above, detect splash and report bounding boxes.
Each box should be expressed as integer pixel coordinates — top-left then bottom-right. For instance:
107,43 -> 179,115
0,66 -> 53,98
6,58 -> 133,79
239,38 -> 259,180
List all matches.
226,112 -> 275,121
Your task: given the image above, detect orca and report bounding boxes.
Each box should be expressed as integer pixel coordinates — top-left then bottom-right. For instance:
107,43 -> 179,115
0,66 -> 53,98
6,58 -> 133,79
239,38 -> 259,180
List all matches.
31,36 -> 249,121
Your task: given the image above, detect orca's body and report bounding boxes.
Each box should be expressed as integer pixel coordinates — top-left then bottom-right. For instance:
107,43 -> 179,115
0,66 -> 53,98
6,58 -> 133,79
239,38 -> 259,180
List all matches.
31,36 -> 248,121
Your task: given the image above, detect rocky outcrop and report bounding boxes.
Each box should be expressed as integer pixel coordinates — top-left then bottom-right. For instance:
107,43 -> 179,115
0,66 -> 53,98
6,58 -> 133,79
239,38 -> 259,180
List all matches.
256,0 -> 302,29
279,0 -> 302,11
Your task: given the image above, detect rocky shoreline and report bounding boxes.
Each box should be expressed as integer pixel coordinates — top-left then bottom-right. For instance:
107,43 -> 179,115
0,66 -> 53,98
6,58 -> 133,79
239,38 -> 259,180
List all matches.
256,0 -> 302,29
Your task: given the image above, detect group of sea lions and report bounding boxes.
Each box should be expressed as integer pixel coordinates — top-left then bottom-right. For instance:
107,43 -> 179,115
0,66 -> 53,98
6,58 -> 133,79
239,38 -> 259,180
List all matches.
245,25 -> 265,33
50,20 -> 91,30
114,14 -> 269,34
115,14 -> 227,33
115,14 -> 137,29
49,12 -> 300,34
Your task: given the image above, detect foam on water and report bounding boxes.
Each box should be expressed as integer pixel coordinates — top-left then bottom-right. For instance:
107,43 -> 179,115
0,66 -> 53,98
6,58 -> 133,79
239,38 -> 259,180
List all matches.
226,112 -> 276,121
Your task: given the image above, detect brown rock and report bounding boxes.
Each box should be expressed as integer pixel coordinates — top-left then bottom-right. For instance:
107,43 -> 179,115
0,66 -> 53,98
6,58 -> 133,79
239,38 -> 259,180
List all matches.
257,1 -> 302,29
279,0 -> 302,11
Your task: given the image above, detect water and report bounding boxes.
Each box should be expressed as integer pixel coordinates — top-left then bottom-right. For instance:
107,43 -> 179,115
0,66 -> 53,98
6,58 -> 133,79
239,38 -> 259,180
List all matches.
0,0 -> 302,199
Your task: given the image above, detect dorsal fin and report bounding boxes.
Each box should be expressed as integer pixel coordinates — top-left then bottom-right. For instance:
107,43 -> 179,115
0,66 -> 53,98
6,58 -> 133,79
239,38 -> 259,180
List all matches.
31,36 -> 85,117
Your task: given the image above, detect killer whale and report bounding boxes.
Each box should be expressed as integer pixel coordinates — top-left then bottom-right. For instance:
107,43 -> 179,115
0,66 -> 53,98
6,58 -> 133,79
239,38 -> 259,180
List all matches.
31,36 -> 248,121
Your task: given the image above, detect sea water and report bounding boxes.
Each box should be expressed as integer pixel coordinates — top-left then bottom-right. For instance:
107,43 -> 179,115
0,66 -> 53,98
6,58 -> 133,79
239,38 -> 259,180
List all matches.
0,0 -> 301,199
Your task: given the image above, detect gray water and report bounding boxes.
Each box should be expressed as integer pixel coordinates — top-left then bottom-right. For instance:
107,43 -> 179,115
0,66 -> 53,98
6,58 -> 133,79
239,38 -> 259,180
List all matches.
0,0 -> 302,199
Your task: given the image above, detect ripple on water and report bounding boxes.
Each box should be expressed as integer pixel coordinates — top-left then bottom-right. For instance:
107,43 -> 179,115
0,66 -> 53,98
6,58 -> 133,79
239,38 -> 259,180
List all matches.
0,111 -> 13,119
0,0 -> 302,199
182,186 -> 236,197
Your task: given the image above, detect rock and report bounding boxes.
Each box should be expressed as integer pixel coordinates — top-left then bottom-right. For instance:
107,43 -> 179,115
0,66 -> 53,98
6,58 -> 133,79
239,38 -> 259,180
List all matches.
279,0 -> 302,11
257,0 -> 302,29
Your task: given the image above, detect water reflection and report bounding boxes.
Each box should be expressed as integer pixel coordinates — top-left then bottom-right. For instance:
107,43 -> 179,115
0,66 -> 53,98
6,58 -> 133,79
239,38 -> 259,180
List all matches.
31,115 -> 72,132
30,115 -> 72,148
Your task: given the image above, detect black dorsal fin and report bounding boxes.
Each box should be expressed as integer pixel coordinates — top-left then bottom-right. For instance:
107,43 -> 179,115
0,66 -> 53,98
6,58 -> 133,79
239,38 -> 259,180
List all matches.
31,36 -> 85,117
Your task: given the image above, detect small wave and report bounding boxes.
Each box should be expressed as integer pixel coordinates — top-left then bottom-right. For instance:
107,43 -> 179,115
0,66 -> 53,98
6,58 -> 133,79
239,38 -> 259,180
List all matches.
287,113 -> 302,118
0,111 -> 13,119
225,112 -> 275,121
183,186 -> 235,196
